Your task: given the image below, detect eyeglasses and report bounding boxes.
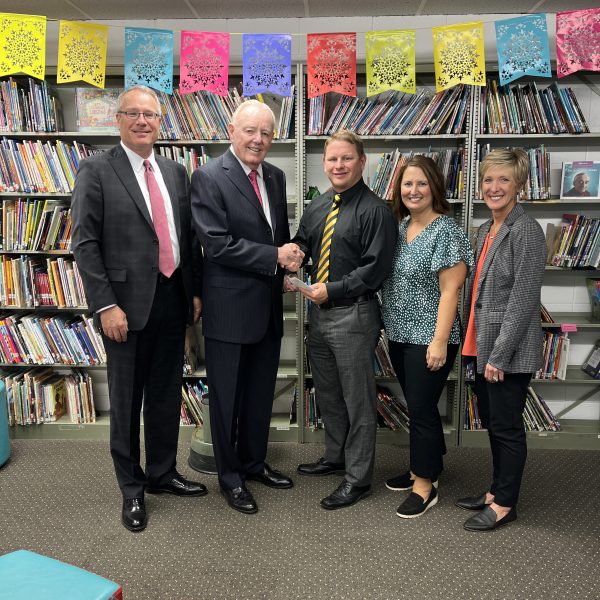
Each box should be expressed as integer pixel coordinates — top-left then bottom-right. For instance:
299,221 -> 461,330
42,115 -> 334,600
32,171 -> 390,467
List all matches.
117,111 -> 162,121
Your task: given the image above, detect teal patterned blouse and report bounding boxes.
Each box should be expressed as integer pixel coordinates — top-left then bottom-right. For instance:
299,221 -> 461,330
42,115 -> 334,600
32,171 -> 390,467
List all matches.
382,215 -> 474,345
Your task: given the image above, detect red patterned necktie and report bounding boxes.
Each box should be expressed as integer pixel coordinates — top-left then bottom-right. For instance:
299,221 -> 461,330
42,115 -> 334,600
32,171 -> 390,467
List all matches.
248,169 -> 264,207
144,159 -> 175,278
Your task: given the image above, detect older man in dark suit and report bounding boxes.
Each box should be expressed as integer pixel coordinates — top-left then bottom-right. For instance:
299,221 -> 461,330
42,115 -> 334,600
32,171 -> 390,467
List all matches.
191,100 -> 301,514
72,85 -> 207,532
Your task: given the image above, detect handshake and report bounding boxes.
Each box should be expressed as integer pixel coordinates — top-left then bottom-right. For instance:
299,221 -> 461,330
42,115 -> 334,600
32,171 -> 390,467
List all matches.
277,243 -> 304,272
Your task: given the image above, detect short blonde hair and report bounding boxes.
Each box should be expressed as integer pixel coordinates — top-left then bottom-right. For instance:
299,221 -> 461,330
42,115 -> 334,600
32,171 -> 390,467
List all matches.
324,130 -> 365,158
479,148 -> 529,190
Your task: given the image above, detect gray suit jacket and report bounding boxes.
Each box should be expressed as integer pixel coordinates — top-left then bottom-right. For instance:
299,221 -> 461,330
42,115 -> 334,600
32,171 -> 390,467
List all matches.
71,144 -> 200,331
465,204 -> 547,374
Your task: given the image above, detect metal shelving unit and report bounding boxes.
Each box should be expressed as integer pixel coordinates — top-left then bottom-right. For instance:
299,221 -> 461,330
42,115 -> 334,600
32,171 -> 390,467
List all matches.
459,81 -> 600,450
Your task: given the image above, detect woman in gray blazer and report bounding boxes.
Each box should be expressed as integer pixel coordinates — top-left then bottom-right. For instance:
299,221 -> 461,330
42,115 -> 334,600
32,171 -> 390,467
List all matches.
457,148 -> 547,531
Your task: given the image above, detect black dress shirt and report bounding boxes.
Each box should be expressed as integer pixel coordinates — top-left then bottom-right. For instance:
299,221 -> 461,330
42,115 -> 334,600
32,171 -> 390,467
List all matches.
293,178 -> 398,300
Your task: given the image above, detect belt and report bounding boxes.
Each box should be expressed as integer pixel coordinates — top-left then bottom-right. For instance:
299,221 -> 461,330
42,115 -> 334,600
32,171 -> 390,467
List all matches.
317,293 -> 376,310
157,268 -> 181,284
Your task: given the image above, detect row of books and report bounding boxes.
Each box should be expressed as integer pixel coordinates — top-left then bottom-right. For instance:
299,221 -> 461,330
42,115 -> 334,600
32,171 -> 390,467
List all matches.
156,145 -> 210,179
464,385 -> 561,432
180,380 -> 207,426
1,255 -> 86,308
546,214 -> 600,269
0,138 -> 101,193
157,87 -> 295,141
476,144 -> 550,200
304,384 -> 321,430
480,79 -> 589,135
2,367 -> 95,426
374,332 -> 395,378
0,313 -> 105,366
534,332 -> 570,380
307,85 -> 471,137
371,147 -> 465,201
305,381 -> 410,432
376,386 -> 409,432
582,339 -> 600,379
1,199 -> 71,251
0,78 -> 62,133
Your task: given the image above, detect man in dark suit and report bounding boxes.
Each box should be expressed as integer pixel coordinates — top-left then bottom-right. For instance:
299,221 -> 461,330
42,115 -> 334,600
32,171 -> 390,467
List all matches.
191,100 -> 301,514
72,85 -> 207,533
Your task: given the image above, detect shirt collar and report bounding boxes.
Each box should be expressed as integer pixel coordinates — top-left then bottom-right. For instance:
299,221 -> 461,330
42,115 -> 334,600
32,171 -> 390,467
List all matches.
120,141 -> 157,173
229,145 -> 264,179
332,177 -> 367,203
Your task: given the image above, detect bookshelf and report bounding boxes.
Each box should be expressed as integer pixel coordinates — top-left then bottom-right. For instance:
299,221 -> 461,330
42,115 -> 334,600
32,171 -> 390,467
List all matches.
299,68 -> 470,446
4,66 -> 600,451
461,75 -> 600,450
1,68 -> 305,442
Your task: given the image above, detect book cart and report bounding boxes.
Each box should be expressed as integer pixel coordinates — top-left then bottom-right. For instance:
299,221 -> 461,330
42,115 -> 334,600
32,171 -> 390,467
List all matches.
460,74 -> 600,450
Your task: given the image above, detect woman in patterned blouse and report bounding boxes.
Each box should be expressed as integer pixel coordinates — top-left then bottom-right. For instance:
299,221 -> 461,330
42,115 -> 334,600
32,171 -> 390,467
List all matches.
381,155 -> 474,519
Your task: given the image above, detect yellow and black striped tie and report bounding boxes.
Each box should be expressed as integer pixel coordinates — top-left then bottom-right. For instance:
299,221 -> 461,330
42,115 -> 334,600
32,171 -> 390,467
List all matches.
315,194 -> 341,283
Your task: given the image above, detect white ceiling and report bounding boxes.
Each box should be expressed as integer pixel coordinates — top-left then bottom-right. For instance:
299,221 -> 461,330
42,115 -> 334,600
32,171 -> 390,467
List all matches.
4,0 -> 599,20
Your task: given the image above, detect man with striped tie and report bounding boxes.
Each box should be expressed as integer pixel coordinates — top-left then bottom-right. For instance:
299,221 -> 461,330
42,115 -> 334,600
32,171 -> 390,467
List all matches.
290,130 -> 397,510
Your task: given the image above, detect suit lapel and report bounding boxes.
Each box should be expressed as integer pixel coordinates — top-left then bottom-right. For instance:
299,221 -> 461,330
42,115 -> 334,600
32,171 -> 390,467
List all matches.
156,156 -> 182,240
262,163 -> 278,235
476,204 -> 524,298
223,150 -> 269,222
108,145 -> 153,230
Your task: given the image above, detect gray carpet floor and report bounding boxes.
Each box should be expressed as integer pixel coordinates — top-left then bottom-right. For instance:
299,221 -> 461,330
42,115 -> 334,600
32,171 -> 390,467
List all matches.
0,440 -> 599,600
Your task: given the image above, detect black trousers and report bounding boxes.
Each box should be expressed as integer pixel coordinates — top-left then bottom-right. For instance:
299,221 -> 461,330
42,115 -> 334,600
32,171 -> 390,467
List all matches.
103,272 -> 187,499
204,321 -> 281,491
388,341 -> 458,481
474,372 -> 531,507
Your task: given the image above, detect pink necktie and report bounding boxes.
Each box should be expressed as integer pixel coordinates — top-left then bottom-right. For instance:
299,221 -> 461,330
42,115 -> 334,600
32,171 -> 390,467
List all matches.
248,169 -> 264,207
144,160 -> 175,278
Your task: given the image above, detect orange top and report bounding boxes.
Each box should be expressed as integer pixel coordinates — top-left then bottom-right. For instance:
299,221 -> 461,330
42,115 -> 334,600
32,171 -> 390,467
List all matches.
462,233 -> 493,357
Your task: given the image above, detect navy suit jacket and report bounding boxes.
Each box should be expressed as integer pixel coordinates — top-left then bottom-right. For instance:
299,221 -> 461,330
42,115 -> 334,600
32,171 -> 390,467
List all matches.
191,149 -> 289,344
71,144 -> 199,330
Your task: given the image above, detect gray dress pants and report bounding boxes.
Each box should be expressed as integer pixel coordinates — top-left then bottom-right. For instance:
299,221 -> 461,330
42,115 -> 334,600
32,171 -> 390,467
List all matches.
307,298 -> 381,486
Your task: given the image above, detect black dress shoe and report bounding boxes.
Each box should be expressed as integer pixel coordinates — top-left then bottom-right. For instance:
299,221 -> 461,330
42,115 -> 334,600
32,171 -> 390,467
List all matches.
463,505 -> 517,532
455,492 -> 489,511
147,473 -> 208,497
246,463 -> 293,489
122,498 -> 147,532
221,486 -> 258,514
297,457 -> 345,476
320,480 -> 371,510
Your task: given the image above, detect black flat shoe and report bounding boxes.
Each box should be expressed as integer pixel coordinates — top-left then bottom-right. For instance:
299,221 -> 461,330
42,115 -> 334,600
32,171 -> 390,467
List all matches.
396,487 -> 438,518
463,506 -> 517,532
122,497 -> 147,532
221,486 -> 258,514
320,480 -> 371,510
246,463 -> 293,489
297,457 -> 345,476
147,474 -> 208,497
455,492 -> 489,511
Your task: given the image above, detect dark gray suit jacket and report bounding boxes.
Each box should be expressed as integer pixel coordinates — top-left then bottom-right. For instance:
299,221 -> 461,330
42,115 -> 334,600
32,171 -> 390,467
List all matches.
190,149 -> 289,344
71,144 -> 199,331
465,203 -> 547,374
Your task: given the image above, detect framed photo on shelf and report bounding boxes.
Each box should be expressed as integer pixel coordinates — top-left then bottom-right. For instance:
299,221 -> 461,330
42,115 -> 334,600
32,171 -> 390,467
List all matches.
560,161 -> 600,199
